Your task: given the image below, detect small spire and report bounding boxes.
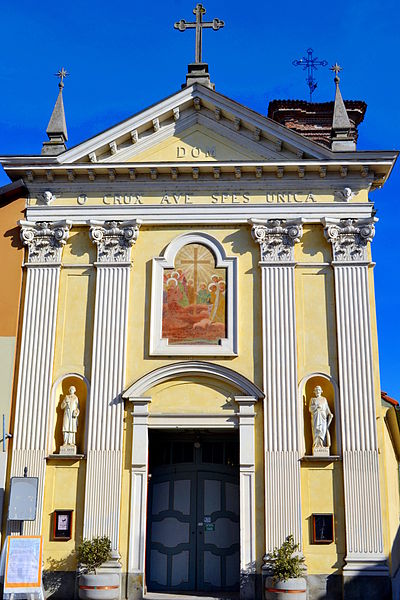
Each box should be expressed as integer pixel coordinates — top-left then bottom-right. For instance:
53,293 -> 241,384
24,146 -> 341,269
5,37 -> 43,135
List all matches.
41,68 -> 69,156
330,63 -> 355,151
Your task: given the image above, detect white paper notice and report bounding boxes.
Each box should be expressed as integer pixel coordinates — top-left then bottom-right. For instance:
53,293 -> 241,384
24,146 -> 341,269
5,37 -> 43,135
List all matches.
4,536 -> 42,593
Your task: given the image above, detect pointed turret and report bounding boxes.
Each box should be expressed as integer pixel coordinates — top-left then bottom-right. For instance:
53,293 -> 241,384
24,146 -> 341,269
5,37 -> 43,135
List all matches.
41,68 -> 69,156
330,63 -> 355,151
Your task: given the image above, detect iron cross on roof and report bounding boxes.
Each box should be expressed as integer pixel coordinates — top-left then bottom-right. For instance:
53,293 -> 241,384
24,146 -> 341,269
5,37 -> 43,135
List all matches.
174,3 -> 224,64
292,48 -> 328,102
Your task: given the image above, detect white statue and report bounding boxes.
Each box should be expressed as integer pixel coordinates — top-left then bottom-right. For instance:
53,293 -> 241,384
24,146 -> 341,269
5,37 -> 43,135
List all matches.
60,386 -> 80,454
309,386 -> 333,456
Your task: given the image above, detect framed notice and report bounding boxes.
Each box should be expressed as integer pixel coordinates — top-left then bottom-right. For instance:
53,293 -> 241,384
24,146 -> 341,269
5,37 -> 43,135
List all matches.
53,510 -> 73,540
4,536 -> 43,594
312,513 -> 334,544
8,477 -> 38,521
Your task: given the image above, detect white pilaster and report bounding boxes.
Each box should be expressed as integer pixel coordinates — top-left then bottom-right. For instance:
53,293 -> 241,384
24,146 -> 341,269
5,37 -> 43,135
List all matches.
235,396 -> 257,593
83,220 -> 140,550
324,218 -> 387,575
127,398 -> 151,576
9,220 -> 71,535
251,219 -> 303,553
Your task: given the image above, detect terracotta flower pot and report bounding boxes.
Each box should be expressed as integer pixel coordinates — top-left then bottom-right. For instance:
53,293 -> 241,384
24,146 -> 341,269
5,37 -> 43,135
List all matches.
78,573 -> 120,600
265,576 -> 307,600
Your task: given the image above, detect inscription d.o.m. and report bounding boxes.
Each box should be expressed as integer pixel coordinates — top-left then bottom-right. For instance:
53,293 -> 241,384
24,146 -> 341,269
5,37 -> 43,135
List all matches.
176,145 -> 216,159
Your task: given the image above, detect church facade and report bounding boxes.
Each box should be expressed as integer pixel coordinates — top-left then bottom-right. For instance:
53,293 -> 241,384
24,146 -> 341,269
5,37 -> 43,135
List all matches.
0,22 -> 399,600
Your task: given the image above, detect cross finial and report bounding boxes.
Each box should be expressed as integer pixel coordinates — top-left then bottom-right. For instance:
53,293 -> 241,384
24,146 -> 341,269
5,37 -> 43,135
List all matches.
292,48 -> 328,102
174,3 -> 224,64
55,67 -> 69,89
330,63 -> 342,84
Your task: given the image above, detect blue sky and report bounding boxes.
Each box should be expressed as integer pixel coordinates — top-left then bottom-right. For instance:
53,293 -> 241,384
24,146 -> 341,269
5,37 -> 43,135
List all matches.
1,0 -> 399,397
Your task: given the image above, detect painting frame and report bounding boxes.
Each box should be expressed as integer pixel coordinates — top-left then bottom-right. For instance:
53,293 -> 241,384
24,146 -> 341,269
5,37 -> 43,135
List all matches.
53,509 -> 73,541
150,232 -> 237,356
312,513 -> 334,544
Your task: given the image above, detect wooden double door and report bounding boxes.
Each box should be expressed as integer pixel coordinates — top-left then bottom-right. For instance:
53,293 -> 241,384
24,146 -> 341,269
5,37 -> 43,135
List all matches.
146,432 -> 240,594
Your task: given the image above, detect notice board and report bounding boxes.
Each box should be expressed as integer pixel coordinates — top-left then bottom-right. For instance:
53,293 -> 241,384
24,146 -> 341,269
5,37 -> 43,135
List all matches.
3,536 -> 43,595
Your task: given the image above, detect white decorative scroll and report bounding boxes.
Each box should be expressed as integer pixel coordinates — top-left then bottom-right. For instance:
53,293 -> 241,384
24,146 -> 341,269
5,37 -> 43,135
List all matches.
251,219 -> 303,263
324,217 -> 376,263
20,220 -> 71,264
250,219 -> 303,553
90,220 -> 141,263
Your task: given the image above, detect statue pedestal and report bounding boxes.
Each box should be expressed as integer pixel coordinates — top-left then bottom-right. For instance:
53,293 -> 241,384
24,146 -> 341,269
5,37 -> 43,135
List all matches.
60,444 -> 77,455
313,446 -> 330,457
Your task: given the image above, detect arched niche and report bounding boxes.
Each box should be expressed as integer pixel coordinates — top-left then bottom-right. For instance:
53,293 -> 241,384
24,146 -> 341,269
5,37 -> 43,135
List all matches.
299,373 -> 340,457
49,374 -> 89,455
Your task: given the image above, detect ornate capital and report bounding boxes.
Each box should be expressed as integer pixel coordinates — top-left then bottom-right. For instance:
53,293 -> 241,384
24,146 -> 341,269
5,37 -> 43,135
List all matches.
89,220 -> 140,263
250,219 -> 303,263
20,220 -> 72,264
324,218 -> 376,262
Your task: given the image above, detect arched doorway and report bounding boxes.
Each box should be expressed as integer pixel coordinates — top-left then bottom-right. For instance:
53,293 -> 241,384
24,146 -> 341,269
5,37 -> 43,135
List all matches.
123,361 -> 263,599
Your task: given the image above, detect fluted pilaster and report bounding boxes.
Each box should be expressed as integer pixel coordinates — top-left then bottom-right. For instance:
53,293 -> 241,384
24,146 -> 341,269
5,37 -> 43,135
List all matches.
9,220 -> 71,535
251,219 -> 303,553
324,218 -> 386,574
83,221 -> 140,549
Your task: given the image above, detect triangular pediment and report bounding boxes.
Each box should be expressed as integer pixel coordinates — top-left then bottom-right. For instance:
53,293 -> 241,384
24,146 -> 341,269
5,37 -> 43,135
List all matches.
57,83 -> 334,166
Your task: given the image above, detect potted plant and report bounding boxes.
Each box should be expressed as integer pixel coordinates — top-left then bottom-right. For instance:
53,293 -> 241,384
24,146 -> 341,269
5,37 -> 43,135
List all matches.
264,535 -> 306,600
77,536 -> 120,600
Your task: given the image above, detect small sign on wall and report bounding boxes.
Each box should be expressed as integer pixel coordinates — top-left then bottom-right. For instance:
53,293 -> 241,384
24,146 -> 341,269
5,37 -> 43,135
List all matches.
312,513 -> 334,544
53,510 -> 73,540
8,477 -> 38,521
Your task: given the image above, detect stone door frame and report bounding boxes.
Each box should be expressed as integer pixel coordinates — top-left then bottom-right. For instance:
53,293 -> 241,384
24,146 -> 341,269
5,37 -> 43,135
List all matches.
123,361 -> 263,600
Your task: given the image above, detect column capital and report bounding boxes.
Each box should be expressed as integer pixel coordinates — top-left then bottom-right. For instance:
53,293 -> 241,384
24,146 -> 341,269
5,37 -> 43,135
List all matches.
19,219 -> 72,264
250,219 -> 303,264
89,220 -> 141,263
323,217 -> 377,263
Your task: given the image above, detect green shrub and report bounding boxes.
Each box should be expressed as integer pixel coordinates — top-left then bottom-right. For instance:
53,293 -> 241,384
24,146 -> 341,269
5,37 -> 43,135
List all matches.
267,535 -> 306,582
77,536 -> 112,573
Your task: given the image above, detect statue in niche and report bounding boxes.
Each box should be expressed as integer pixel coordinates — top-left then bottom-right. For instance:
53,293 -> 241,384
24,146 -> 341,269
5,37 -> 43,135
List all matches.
60,386 -> 80,454
309,385 -> 333,456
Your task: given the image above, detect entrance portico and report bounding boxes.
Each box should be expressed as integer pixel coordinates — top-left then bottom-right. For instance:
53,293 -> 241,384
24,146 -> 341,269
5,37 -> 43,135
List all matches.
123,362 -> 263,600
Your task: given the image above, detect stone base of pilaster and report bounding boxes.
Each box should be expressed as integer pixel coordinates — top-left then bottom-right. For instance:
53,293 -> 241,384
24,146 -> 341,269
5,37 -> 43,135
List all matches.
343,574 -> 391,600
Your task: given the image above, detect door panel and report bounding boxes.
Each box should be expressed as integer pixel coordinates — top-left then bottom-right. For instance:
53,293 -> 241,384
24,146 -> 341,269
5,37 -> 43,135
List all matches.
146,434 -> 240,594
146,471 -> 196,591
197,472 -> 240,592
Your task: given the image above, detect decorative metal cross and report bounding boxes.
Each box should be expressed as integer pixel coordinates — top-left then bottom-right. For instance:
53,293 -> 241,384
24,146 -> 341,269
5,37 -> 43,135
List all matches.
330,62 -> 343,82
174,3 -> 224,64
55,67 -> 69,88
292,48 -> 328,102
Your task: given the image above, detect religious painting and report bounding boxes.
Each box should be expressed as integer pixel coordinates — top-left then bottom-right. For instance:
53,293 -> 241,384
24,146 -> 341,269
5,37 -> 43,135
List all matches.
162,243 -> 227,345
312,513 -> 334,544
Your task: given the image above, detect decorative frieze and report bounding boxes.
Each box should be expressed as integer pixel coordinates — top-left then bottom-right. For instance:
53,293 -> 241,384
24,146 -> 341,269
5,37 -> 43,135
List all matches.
324,217 -> 375,262
20,220 -> 71,264
90,220 -> 140,263
251,219 -> 303,263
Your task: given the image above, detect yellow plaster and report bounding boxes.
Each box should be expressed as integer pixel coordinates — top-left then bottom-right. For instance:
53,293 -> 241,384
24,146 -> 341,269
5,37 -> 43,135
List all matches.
128,124 -> 262,162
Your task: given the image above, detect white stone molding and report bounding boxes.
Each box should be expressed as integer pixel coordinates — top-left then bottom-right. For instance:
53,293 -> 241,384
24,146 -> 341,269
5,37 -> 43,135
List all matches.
128,398 -> 151,579
149,232 -> 238,356
83,222 -> 139,550
326,221 -> 387,574
250,219 -> 303,552
8,222 -> 71,534
235,396 -> 257,595
20,219 -> 71,264
297,372 -> 341,457
125,372 -> 259,600
251,219 -> 303,264
123,361 -> 264,400
89,220 -> 141,263
323,217 -> 376,263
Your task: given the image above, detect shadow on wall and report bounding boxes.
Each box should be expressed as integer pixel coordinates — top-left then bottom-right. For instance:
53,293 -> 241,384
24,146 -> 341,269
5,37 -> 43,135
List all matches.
392,525 -> 400,600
